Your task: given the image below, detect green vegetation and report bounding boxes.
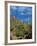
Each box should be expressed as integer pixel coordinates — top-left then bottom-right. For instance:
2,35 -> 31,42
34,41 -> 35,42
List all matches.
10,16 -> 32,40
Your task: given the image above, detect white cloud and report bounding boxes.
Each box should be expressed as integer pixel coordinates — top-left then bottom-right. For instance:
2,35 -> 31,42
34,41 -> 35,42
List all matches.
20,12 -> 25,15
18,7 -> 26,12
27,8 -> 32,11
27,12 -> 32,15
11,6 -> 17,10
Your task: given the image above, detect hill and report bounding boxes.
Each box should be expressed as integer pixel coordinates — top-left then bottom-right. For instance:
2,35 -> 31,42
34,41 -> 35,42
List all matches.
10,15 -> 32,40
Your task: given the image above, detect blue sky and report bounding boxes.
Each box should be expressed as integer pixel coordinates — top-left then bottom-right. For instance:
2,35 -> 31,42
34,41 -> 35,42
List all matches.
10,6 -> 32,23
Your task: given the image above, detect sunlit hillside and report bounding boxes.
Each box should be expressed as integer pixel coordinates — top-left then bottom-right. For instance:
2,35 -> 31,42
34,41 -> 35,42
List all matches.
10,16 -> 32,40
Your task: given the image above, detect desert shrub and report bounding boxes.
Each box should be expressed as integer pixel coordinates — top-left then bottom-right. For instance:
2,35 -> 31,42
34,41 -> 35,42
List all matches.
24,31 -> 32,39
16,25 -> 25,38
